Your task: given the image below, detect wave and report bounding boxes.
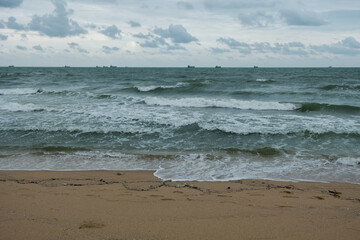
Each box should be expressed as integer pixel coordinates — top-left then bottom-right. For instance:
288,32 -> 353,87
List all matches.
297,102 -> 360,113
37,146 -> 90,152
196,123 -> 360,137
135,83 -> 187,92
0,88 -> 78,96
0,88 -> 42,95
224,147 -> 283,156
2,124 -> 360,138
255,78 -> 275,83
0,101 -> 44,112
320,84 -> 360,91
143,97 -> 297,111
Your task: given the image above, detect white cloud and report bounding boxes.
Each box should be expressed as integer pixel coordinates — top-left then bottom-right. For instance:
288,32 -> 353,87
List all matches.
0,0 -> 360,66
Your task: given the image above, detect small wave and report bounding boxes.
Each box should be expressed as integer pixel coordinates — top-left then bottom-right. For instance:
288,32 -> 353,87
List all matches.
335,157 -> 360,166
144,97 -> 297,111
255,78 -> 275,83
297,102 -> 360,113
0,102 -> 44,112
0,88 -> 41,95
320,84 -> 360,91
40,89 -> 79,96
136,83 -> 187,92
38,146 -> 90,152
195,123 -> 360,136
224,147 -> 282,156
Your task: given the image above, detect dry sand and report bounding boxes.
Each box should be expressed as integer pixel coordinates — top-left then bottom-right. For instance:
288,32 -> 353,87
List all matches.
0,170 -> 359,240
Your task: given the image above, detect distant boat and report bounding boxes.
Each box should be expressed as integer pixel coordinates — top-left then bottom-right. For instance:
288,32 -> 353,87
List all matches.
64,65 -> 70,68
215,66 -> 221,68
110,65 -> 117,68
8,65 -> 14,68
254,66 -> 258,68
329,66 -> 332,68
187,65 -> 195,68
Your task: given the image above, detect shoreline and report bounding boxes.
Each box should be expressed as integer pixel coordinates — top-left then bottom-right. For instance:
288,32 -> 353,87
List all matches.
1,170 -> 359,240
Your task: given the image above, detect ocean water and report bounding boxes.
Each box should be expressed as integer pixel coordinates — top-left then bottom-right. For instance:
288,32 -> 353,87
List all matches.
0,67 -> 359,183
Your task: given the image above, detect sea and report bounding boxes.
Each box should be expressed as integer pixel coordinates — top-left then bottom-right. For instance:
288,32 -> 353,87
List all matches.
0,67 -> 359,183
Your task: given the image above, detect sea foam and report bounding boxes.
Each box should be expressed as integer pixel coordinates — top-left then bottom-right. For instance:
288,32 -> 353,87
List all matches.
0,101 -> 43,112
144,97 -> 297,111
0,88 -> 40,95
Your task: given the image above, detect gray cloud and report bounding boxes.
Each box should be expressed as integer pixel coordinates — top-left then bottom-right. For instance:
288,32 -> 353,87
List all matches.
6,16 -> 26,30
68,42 -> 79,49
127,21 -> 141,28
280,9 -> 327,26
67,42 -> 88,53
77,47 -> 88,54
176,1 -> 193,10
28,0 -> 87,37
288,42 -> 305,48
100,25 -> 121,39
311,37 -> 360,56
85,23 -> 97,29
204,0 -> 276,10
137,33 -> 185,51
139,37 -> 166,48
102,45 -> 120,54
211,47 -> 230,54
16,45 -> 26,50
238,11 -> 275,27
342,37 -> 360,49
0,22 -> 4,28
216,37 -> 249,48
0,0 -> 23,8
167,44 -> 186,51
154,24 -> 197,44
216,37 -> 309,56
68,0 -> 117,4
133,32 -> 153,39
32,45 -> 44,51
0,33 -> 7,40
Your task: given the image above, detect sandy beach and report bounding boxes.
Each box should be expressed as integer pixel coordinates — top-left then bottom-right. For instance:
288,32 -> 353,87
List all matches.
0,170 -> 359,240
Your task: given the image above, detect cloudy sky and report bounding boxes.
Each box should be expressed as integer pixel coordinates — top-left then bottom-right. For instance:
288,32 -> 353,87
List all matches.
0,0 -> 360,67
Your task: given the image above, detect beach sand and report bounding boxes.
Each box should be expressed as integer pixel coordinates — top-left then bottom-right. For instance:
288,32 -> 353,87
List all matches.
0,170 -> 359,240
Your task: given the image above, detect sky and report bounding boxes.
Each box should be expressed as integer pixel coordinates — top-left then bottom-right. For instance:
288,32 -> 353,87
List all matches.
0,0 -> 360,67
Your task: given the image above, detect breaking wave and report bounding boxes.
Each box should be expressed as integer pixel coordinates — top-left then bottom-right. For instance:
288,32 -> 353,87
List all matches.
143,97 -> 297,111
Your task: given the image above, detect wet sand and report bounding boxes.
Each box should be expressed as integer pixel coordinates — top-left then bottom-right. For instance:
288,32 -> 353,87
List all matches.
0,170 -> 359,240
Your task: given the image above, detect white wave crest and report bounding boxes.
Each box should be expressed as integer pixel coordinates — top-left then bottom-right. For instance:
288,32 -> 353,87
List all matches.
136,83 -> 186,92
256,78 -> 268,82
0,101 -> 43,112
144,97 -> 297,111
0,88 -> 40,95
